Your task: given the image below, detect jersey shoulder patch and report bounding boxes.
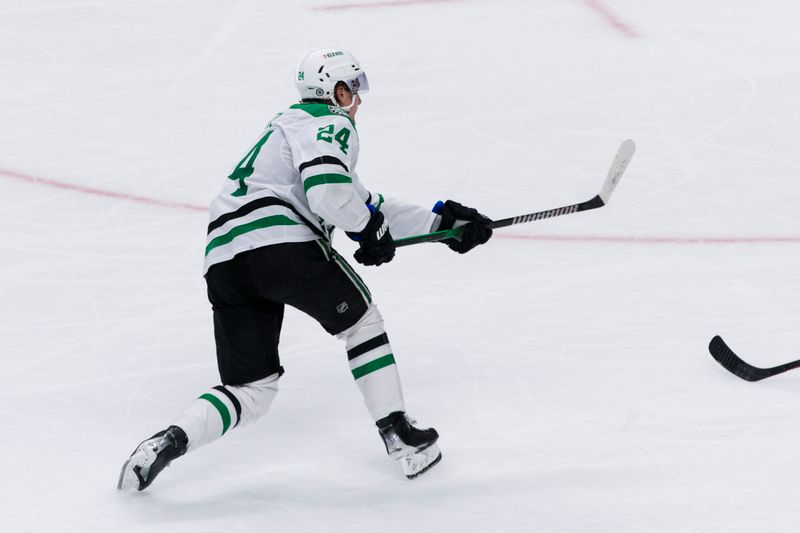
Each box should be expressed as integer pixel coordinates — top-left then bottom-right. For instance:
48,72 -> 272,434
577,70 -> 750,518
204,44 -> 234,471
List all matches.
289,102 -> 355,128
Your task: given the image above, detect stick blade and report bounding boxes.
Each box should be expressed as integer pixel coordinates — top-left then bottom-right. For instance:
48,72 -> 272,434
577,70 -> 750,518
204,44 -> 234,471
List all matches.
598,139 -> 636,204
708,335 -> 768,382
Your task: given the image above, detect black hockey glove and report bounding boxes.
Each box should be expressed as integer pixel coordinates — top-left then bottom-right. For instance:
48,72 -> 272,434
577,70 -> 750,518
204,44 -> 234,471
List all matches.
435,200 -> 493,254
347,209 -> 395,266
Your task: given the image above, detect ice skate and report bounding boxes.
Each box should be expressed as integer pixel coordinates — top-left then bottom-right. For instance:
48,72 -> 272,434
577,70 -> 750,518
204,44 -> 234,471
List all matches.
117,425 -> 188,491
377,411 -> 442,479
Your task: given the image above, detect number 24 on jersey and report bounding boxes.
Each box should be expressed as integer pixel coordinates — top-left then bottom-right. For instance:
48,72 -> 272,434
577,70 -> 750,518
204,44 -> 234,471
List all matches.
316,124 -> 351,154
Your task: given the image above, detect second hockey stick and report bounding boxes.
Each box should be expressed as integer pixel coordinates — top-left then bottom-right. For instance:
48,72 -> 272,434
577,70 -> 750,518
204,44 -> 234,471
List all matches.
708,335 -> 800,382
395,139 -> 636,248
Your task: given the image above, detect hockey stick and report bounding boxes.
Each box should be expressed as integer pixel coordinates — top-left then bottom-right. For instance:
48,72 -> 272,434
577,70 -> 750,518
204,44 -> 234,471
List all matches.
708,335 -> 800,382
394,139 -> 636,247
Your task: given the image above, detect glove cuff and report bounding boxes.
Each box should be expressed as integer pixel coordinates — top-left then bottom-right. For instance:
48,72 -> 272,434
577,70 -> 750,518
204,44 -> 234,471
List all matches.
433,200 -> 457,231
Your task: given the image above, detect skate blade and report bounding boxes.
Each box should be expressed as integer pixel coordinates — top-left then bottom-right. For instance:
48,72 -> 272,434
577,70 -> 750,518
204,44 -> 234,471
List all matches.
402,444 -> 442,479
117,444 -> 157,491
117,457 -> 139,491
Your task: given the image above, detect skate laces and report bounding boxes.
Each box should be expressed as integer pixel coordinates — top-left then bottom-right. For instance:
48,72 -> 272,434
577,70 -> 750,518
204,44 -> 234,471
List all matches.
404,415 -> 429,434
164,426 -> 188,455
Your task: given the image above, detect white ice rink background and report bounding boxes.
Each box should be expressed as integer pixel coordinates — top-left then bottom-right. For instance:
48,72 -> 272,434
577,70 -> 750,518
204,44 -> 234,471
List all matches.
2,0 -> 800,531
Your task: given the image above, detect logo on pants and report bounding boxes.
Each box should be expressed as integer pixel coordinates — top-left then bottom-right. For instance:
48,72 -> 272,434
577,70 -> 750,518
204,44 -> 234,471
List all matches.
337,301 -> 349,314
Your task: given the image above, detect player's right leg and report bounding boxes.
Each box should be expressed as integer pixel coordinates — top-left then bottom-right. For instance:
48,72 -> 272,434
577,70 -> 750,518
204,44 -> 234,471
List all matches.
272,240 -> 441,478
376,412 -> 441,479
337,304 -> 441,479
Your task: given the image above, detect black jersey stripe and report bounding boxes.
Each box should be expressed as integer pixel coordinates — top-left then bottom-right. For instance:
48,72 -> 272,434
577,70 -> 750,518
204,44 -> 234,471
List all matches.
207,196 -> 326,241
299,155 -> 349,174
347,333 -> 390,361
213,385 -> 243,427
208,197 -> 293,234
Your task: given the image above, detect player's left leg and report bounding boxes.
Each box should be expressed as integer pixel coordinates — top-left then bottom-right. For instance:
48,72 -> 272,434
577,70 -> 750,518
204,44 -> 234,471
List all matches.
117,374 -> 280,491
118,253 -> 285,491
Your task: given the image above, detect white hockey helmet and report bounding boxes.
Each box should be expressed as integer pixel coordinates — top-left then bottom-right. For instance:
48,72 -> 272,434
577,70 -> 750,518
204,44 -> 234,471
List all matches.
295,48 -> 369,105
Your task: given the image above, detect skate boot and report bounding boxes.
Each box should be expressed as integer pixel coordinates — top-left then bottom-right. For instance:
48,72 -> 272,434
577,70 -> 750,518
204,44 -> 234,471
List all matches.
117,425 -> 188,491
377,411 -> 442,479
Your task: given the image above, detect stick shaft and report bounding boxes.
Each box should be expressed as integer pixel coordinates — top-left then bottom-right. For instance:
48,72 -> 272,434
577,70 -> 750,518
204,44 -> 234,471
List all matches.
395,195 -> 604,247
394,139 -> 634,248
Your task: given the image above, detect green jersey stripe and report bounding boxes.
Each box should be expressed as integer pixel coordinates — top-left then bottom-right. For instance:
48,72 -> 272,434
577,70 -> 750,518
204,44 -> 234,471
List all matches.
303,173 -> 352,193
352,353 -> 396,379
207,196 -> 322,237
199,393 -> 232,435
205,215 -> 301,256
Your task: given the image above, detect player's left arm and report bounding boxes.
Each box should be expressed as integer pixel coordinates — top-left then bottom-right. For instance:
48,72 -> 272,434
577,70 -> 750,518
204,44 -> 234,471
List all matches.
358,190 -> 437,239
357,178 -> 492,254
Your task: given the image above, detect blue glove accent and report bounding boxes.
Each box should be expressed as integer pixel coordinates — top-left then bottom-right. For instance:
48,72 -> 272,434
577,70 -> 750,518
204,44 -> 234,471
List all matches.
346,203 -> 377,242
432,200 -> 444,214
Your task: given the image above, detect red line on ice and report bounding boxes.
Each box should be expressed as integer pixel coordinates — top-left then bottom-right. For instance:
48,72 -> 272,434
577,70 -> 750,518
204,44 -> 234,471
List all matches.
3,166 -> 798,245
500,234 -> 800,245
582,0 -> 640,38
0,166 -> 206,212
312,0 -> 461,11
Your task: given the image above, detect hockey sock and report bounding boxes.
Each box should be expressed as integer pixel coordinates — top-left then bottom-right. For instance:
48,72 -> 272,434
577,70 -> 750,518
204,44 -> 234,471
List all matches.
339,305 -> 405,420
171,373 -> 279,450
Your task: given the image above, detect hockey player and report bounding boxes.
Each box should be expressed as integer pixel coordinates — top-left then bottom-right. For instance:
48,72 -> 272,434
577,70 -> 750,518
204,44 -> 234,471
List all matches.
118,48 -> 492,490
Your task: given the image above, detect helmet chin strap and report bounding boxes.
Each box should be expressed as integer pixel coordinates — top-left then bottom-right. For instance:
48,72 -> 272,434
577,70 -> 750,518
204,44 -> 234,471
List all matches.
333,92 -> 358,111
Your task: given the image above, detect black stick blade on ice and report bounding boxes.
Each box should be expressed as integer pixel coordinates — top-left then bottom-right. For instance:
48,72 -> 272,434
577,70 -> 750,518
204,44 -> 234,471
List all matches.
708,335 -> 800,382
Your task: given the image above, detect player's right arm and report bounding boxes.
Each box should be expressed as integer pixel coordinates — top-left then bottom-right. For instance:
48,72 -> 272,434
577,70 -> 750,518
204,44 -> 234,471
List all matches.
292,114 -> 371,234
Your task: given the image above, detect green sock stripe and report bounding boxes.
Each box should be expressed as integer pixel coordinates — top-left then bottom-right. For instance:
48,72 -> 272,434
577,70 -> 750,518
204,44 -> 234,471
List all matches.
351,353 -> 395,380
199,393 -> 232,435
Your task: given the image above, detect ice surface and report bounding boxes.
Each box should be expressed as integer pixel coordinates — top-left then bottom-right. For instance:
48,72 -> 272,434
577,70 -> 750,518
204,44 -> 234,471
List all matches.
2,0 -> 800,531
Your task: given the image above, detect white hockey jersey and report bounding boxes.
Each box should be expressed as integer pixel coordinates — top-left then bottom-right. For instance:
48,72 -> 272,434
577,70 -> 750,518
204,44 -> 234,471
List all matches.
204,102 -> 438,274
